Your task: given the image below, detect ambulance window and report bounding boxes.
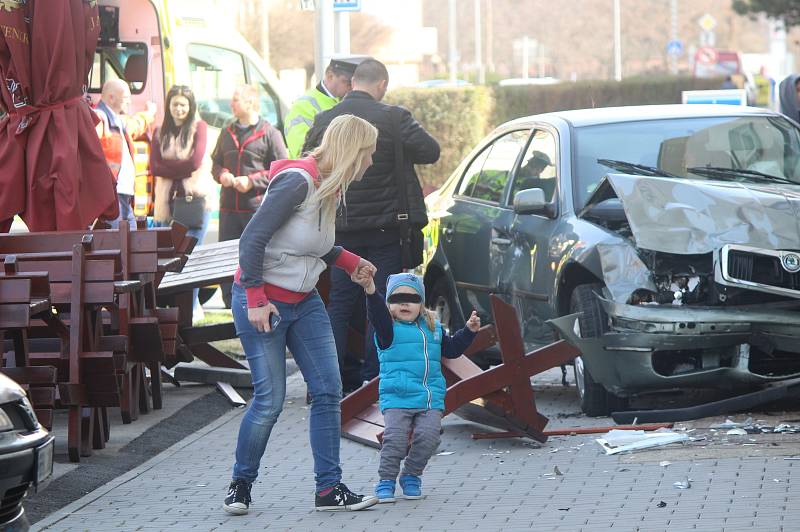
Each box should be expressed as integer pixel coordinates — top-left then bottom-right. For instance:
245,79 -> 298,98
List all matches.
188,44 -> 247,128
247,62 -> 280,128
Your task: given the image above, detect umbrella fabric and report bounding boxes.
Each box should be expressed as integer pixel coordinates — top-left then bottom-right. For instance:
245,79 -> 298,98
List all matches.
0,0 -> 118,232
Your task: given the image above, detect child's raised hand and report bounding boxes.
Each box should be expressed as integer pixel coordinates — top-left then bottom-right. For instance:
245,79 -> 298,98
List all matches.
466,310 -> 481,332
352,268 -> 376,294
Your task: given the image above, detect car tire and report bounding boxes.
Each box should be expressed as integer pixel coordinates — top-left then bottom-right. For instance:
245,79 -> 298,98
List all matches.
569,283 -> 612,416
427,277 -> 495,369
428,278 -> 456,334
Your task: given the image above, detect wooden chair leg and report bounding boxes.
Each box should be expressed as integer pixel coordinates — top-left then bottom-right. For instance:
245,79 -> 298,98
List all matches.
138,364 -> 151,414
120,372 -> 134,424
149,361 -> 162,410
68,405 -> 82,463
92,408 -> 107,450
79,407 -> 94,458
102,406 -> 110,442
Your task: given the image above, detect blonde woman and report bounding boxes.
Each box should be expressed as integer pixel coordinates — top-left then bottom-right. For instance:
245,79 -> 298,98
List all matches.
224,115 -> 379,515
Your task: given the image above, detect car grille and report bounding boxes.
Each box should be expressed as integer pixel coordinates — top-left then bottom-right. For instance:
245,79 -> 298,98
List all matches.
727,249 -> 800,292
0,484 -> 27,524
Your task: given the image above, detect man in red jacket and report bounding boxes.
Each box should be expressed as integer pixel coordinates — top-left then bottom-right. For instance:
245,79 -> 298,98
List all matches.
211,84 -> 287,306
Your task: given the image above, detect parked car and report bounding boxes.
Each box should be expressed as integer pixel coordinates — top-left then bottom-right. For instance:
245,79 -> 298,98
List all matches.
0,373 -> 54,530
421,104 -> 800,416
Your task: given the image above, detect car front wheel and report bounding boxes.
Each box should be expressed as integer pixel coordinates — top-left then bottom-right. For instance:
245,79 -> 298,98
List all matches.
569,283 -> 616,416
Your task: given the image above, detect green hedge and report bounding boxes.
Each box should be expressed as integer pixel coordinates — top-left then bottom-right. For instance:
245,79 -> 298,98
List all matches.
387,77 -> 724,187
385,86 -> 492,188
491,76 -> 724,125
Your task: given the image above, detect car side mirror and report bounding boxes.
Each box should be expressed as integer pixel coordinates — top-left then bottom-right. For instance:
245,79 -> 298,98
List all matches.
513,188 -> 549,216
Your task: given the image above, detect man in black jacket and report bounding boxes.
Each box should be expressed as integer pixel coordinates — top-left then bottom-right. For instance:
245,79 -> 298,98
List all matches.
211,84 -> 287,306
303,59 -> 440,385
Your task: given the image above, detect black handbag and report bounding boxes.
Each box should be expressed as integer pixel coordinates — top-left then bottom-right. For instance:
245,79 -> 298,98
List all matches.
172,194 -> 206,229
389,108 -> 425,270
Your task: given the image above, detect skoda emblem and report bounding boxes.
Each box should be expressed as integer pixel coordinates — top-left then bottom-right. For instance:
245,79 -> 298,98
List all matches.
781,252 -> 800,273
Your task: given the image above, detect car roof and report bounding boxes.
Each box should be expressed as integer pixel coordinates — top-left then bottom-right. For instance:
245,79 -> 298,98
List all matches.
504,104 -> 776,129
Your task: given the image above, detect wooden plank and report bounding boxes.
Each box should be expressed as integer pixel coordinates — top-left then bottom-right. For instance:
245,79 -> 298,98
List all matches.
34,409 -> 53,429
0,278 -> 31,302
29,387 -> 56,406
0,304 -> 30,328
17,259 -> 115,282
0,271 -> 50,299
341,418 -> 382,449
188,343 -> 247,370
0,366 -> 56,384
50,282 -> 115,305
180,322 -> 236,345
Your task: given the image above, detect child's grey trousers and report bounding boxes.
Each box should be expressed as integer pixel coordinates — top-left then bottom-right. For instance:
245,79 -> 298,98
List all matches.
379,408 -> 443,480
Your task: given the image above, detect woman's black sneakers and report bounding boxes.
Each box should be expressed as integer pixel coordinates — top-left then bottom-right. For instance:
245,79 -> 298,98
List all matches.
223,479 -> 252,515
315,482 -> 378,511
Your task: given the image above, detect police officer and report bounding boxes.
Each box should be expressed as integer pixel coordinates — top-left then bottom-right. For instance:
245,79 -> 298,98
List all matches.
283,56 -> 367,159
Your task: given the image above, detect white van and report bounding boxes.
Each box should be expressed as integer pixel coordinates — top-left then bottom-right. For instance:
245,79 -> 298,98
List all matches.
92,0 -> 290,222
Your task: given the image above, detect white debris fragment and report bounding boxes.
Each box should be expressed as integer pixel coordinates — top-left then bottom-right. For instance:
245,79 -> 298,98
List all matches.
595,429 -> 689,455
726,428 -> 748,436
673,480 -> 691,489
436,451 -> 455,456
659,461 -> 672,467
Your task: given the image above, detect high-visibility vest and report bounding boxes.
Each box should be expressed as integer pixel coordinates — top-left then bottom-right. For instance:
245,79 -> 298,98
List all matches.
95,109 -> 135,181
283,87 -> 337,159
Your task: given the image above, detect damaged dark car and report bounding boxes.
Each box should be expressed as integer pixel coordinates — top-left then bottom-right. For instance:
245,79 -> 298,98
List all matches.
422,104 -> 800,416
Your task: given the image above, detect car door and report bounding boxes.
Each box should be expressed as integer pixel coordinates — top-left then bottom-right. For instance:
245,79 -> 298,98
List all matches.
440,129 -> 529,323
502,127 -> 562,346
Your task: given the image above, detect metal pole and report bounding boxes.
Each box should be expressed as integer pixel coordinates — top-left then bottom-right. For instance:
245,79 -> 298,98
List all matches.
613,0 -> 622,81
474,0 -> 485,84
448,0 -> 458,84
670,0 -> 678,75
315,0 -> 335,83
260,0 -> 270,66
486,0 -> 494,72
522,36 -> 529,80
334,10 -> 350,55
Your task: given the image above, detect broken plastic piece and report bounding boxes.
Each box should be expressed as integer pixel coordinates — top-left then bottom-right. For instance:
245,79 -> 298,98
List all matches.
657,501 -> 667,508
659,461 -> 672,467
595,429 -> 689,455
726,428 -> 748,436
673,479 -> 691,489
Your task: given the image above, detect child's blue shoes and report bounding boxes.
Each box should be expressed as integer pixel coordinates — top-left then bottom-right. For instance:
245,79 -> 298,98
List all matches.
375,479 -> 396,503
399,475 -> 423,499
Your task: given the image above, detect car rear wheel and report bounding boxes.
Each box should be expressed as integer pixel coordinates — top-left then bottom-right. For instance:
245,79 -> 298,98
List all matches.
569,283 -> 615,417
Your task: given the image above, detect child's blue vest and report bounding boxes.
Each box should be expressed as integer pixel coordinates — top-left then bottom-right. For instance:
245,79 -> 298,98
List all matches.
377,319 -> 446,412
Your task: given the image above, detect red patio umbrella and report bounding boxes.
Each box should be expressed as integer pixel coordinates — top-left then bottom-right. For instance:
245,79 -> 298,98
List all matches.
0,0 -> 118,232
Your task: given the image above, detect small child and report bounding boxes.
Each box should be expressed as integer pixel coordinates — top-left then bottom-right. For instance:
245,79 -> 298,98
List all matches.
353,271 -> 480,502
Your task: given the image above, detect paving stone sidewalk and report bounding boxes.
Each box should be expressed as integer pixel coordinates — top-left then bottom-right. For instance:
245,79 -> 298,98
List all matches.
33,369 -> 800,532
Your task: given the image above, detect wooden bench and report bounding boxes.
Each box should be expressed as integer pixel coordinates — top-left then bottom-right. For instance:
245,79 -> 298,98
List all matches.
158,239 -> 245,370
0,224 -> 190,416
0,260 -> 56,429
1,235 -> 143,461
340,294 -> 581,448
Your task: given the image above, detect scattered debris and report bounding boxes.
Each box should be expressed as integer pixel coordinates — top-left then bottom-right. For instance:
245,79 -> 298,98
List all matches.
659,461 -> 672,467
673,479 -> 691,489
710,418 -> 753,429
657,501 -> 667,508
436,451 -> 455,456
558,508 -> 570,511
784,457 -> 800,461
618,468 -> 630,472
548,448 -> 560,454
554,466 -> 563,476
595,429 -> 689,455
726,428 -> 748,436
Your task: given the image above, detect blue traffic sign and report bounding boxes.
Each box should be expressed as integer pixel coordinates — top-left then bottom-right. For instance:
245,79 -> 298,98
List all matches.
666,40 -> 683,56
334,0 -> 361,11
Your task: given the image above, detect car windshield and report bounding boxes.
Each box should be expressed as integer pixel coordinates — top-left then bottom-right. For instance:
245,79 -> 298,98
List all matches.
573,115 -> 800,208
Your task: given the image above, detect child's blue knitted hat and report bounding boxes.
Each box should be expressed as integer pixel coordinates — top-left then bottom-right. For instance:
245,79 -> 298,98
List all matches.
385,273 -> 425,303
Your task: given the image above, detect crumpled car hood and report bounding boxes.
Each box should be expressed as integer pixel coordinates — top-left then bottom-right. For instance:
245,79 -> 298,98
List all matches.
605,173 -> 800,254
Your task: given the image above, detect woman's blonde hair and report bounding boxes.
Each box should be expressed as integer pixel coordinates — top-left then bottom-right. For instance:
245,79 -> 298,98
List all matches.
310,114 -> 378,221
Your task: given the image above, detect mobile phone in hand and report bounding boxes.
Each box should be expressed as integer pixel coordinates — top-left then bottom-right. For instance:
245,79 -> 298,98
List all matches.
269,312 -> 281,332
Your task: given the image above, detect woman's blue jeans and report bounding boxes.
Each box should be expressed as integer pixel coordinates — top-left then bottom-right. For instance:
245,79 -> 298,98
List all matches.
230,283 -> 343,491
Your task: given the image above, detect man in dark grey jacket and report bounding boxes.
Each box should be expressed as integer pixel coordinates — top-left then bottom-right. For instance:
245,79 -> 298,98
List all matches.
303,59 -> 440,386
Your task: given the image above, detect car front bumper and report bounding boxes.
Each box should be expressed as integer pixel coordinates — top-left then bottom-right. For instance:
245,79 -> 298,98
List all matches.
549,299 -> 800,396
